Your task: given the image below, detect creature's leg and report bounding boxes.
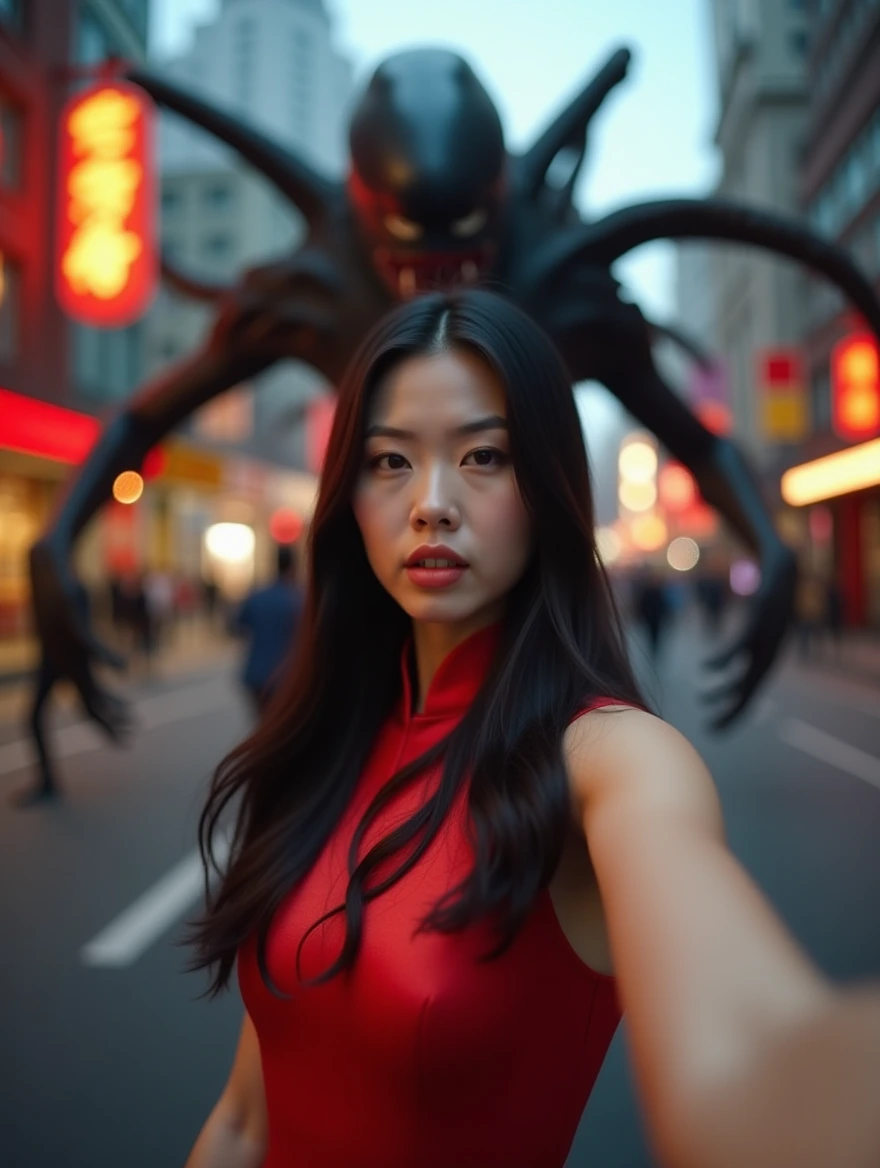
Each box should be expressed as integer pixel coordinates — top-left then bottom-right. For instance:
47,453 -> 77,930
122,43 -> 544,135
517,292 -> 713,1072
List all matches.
9,660 -> 62,806
593,340 -> 796,728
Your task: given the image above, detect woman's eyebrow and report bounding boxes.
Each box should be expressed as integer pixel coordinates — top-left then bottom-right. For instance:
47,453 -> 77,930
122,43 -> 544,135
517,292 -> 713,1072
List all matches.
365,414 -> 509,439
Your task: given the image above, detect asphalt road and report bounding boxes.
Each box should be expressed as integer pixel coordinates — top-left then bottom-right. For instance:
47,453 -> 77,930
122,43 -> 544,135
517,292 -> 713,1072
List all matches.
0,614 -> 878,1168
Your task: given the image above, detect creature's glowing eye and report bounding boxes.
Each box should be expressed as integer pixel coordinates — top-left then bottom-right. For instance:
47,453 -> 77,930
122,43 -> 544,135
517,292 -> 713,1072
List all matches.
450,209 -> 487,237
383,214 -> 424,241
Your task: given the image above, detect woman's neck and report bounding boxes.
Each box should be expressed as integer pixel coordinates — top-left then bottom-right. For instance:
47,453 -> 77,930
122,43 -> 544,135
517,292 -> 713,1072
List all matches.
410,610 -> 502,714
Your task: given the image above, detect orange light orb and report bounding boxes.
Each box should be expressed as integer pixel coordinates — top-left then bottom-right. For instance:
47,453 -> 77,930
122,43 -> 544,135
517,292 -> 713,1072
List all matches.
112,470 -> 144,504
629,513 -> 667,552
658,463 -> 697,512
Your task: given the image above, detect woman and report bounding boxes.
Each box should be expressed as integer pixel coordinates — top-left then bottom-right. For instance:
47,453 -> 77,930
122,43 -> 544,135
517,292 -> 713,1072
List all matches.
183,291 -> 880,1168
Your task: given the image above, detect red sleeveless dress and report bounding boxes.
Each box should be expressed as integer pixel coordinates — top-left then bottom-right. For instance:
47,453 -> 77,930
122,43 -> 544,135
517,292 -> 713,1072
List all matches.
238,623 -> 623,1167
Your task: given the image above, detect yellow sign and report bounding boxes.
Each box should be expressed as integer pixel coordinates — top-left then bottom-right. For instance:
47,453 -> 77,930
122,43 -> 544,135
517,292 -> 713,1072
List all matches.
159,442 -> 224,488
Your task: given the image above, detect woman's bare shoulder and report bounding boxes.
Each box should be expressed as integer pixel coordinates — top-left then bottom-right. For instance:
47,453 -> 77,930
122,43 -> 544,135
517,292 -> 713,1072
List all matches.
563,703 -> 723,830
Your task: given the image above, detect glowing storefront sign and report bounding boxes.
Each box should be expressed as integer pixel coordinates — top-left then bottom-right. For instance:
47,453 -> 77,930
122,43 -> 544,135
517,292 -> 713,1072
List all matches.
781,439 -> 880,506
831,334 -> 880,442
55,81 -> 157,327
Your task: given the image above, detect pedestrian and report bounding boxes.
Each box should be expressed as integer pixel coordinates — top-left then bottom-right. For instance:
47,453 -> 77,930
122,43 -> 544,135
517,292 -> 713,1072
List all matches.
795,571 -> 824,660
231,544 -> 304,716
633,565 -> 672,661
824,577 -> 845,661
695,570 -> 727,636
181,291 -> 880,1168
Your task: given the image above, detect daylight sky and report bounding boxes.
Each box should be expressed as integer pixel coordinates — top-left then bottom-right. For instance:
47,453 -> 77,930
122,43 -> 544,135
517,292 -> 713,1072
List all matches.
149,0 -> 722,320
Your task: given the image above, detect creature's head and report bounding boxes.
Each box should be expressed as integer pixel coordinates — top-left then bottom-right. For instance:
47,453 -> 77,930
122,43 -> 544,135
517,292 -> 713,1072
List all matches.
348,49 -> 506,299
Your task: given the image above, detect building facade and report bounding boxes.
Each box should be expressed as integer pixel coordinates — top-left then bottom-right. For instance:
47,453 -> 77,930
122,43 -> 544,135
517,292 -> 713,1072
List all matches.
0,0 -> 152,648
795,0 -> 880,628
705,0 -> 813,468
143,0 -> 352,473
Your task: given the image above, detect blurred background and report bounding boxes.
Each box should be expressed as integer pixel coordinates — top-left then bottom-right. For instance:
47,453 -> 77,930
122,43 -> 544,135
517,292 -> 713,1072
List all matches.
1,2 -> 879,1166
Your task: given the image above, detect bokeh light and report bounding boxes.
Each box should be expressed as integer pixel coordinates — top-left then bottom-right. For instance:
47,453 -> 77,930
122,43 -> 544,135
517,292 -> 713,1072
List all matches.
666,536 -> 700,571
269,507 -> 304,544
112,470 -> 144,504
205,522 -> 255,562
618,479 -> 657,512
730,559 -> 761,596
629,513 -> 667,551
658,463 -> 697,512
618,439 -> 658,482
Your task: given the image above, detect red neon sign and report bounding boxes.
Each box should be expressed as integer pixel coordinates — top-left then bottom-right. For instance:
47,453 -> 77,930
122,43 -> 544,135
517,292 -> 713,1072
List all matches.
55,81 -> 157,328
831,334 -> 880,442
0,386 -> 165,473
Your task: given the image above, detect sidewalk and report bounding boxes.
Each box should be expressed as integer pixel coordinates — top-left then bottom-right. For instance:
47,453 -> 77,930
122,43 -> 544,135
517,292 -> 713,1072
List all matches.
0,617 -> 238,733
785,629 -> 880,690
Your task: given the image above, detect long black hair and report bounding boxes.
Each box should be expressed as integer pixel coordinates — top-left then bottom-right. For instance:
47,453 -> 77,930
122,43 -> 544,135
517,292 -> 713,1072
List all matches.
185,289 -> 648,997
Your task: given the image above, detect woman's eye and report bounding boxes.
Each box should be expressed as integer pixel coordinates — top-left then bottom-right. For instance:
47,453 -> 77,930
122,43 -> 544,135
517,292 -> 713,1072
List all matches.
369,452 -> 409,471
462,447 -> 508,468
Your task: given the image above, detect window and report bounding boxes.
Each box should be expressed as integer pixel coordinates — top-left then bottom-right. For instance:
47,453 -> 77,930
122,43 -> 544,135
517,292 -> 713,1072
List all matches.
0,252 -> 20,362
0,94 -> 23,190
809,363 -> 831,431
203,183 -> 233,210
73,323 -> 142,402
789,28 -> 809,55
75,9 -> 116,65
202,233 -> 231,259
161,188 -> 182,215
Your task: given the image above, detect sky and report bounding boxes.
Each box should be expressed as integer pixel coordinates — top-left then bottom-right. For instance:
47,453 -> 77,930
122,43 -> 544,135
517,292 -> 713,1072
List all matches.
148,0 -> 723,499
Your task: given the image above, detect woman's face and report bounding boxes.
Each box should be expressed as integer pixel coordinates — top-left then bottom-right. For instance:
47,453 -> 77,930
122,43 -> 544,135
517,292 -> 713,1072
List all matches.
352,347 -> 534,631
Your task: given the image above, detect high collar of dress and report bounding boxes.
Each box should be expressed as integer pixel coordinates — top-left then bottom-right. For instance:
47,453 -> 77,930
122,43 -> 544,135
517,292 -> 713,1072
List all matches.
397,621 -> 502,723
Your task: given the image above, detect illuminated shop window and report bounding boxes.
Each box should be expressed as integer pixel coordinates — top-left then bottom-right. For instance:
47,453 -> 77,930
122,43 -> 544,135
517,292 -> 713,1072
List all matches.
0,253 -> 20,362
0,94 -> 23,189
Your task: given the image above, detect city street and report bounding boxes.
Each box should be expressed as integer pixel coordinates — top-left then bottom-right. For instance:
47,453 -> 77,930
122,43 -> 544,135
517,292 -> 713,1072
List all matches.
1,615 -> 879,1168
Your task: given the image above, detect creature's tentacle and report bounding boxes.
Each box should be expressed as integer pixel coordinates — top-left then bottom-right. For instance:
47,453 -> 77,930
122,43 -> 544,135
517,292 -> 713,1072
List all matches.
127,68 -> 336,223
578,198 -> 880,336
646,319 -> 716,369
519,47 -> 631,200
161,256 -> 228,303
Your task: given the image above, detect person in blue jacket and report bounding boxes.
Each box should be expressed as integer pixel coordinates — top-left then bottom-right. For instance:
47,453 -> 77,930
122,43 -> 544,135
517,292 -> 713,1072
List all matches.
233,544 -> 304,716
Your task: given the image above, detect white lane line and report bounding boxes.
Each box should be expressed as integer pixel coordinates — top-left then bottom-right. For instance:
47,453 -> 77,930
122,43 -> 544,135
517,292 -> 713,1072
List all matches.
778,718 -> 880,791
80,833 -> 231,968
0,679 -> 230,778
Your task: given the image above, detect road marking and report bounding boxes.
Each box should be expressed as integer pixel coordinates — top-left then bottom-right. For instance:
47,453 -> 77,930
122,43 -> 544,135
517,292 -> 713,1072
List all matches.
0,679 -> 231,778
80,833 -> 231,968
778,718 -> 880,791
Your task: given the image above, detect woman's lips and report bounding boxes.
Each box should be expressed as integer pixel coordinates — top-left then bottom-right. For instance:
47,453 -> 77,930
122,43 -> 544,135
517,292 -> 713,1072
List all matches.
404,565 -> 468,588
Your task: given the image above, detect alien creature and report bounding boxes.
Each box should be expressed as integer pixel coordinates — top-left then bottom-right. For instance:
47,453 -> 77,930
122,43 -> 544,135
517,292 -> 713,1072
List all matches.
30,47 -> 880,742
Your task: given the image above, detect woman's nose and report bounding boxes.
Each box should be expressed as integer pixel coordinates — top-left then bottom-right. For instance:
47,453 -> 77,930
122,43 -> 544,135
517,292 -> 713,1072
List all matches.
410,464 -> 461,529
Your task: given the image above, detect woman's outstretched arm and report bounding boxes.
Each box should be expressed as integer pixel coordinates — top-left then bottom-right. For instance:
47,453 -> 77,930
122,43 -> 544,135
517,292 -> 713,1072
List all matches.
565,708 -> 880,1168
185,1012 -> 267,1168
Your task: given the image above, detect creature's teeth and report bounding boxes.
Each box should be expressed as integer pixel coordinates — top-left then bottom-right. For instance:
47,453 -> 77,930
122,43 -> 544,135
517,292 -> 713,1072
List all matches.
399,267 -> 416,296
416,558 -> 458,568
461,260 -> 478,283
